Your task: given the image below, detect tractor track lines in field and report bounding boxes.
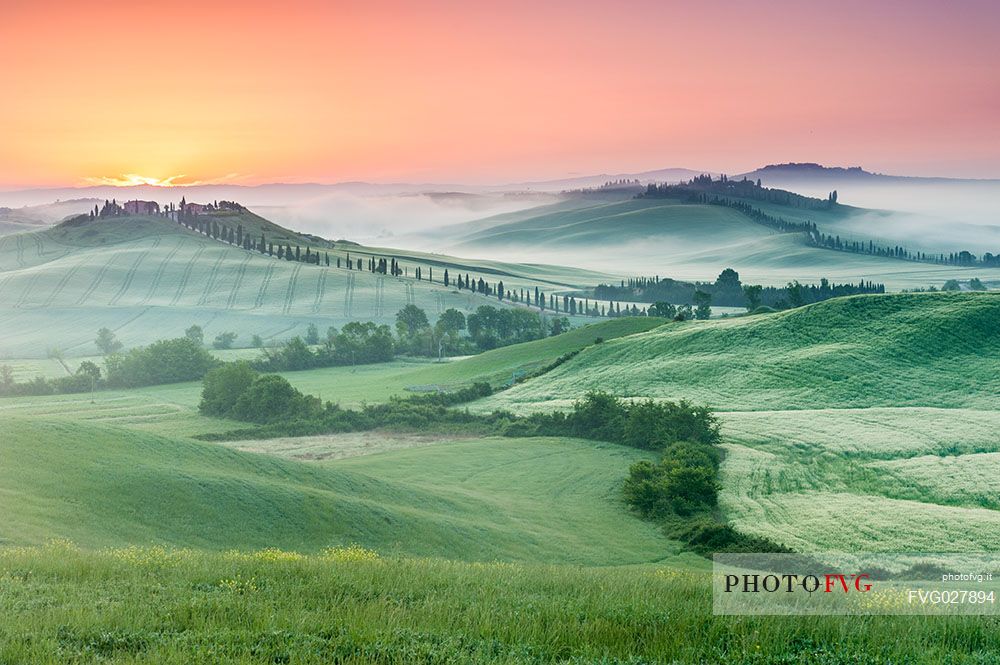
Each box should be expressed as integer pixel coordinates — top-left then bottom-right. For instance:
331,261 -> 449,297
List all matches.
375,276 -> 385,317
75,250 -> 124,306
253,262 -> 277,310
13,270 -> 42,308
405,282 -> 415,306
14,234 -> 26,268
312,269 -> 328,314
266,323 -> 300,342
282,264 -> 303,315
0,241 -> 13,272
344,271 -> 356,319
140,238 -> 184,305
111,306 -> 153,334
169,245 -> 206,306
0,271 -> 15,300
109,237 -> 161,306
196,251 -> 228,307
225,253 -> 253,310
42,258 -> 88,307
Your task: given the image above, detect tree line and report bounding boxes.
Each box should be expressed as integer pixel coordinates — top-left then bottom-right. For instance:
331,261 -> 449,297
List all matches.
0,300 -> 574,397
596,268 -> 884,311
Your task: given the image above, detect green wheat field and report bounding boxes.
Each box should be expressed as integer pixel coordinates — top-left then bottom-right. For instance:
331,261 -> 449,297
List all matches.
2,207 -> 1000,663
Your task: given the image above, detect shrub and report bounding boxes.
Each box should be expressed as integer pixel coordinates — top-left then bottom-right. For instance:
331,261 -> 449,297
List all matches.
106,338 -> 219,388
623,440 -> 721,518
212,332 -> 238,349
671,516 -> 793,554
199,362 -> 259,418
231,375 -> 321,424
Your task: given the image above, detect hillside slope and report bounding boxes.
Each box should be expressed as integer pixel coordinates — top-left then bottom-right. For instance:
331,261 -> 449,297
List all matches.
442,197 -> 1000,288
0,419 -> 673,563
474,292 -> 1000,412
0,213 -> 605,357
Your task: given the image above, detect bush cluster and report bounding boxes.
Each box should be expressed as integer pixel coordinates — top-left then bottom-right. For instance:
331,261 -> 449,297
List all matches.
622,442 -> 720,517
198,364 -> 495,436
0,338 -> 219,396
499,392 -> 719,449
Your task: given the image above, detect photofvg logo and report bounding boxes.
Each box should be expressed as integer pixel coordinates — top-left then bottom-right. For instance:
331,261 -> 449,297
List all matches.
723,572 -> 872,594
713,553 -> 1000,616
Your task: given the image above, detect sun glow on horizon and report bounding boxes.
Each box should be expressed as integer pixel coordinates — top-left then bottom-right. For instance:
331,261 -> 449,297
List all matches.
84,174 -> 193,188
79,173 -> 248,188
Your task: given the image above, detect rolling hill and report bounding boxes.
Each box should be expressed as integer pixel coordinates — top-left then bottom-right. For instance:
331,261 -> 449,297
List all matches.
470,291 -> 1000,553
0,418 -> 674,564
474,291 -> 1000,413
442,197 -> 1000,288
0,211 -> 610,357
0,198 -> 99,236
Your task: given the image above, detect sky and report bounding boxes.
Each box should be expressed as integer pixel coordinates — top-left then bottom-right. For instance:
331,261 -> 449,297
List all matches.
1,0 -> 999,188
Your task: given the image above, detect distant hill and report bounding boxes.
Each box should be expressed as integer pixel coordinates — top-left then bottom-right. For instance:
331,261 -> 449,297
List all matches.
740,162 -> 1000,185
736,163 -> 1000,233
438,194 -> 1000,289
476,291 -> 1000,413
0,198 -> 100,236
492,167 -> 715,192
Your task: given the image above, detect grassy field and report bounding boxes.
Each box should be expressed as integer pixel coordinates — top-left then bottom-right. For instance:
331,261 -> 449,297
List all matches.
446,197 -> 1000,288
5,281 -> 1000,660
4,544 -> 999,664
0,317 -> 665,434
474,292 -> 1000,412
465,292 -> 1000,554
719,408 -> 1000,552
0,213 -> 606,358
0,418 -> 679,565
0,346 -> 267,381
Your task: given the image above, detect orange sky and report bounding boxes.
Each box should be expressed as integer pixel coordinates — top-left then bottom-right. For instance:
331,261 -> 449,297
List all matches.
1,0 -> 999,187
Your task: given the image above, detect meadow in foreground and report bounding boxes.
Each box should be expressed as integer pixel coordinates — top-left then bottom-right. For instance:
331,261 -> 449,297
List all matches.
1,542 -> 998,664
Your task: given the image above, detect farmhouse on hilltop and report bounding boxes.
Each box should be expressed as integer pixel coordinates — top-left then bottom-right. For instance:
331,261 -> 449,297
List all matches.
123,200 -> 160,215
182,201 -> 208,215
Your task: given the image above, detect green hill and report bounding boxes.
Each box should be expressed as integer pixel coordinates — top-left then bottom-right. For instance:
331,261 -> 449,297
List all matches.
472,291 -> 1000,553
476,292 -> 1000,412
0,213 -> 606,357
454,198 -> 770,249
0,418 -> 675,564
446,197 -> 1000,289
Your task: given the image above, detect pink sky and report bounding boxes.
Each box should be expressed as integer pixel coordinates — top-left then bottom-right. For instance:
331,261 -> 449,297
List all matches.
1,0 -> 998,187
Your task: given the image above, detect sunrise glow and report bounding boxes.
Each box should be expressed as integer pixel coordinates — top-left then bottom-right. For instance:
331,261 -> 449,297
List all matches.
1,0 -> 998,188
84,175 -> 191,188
